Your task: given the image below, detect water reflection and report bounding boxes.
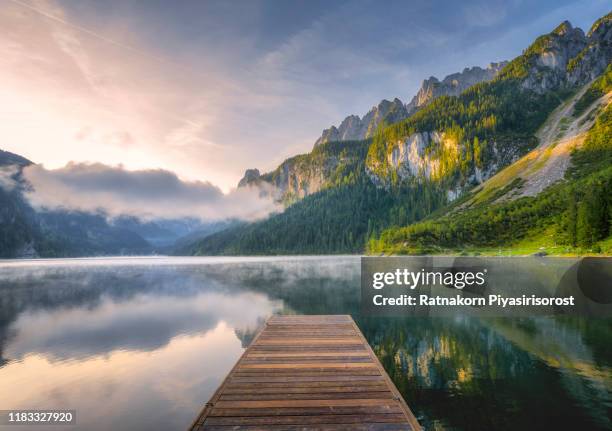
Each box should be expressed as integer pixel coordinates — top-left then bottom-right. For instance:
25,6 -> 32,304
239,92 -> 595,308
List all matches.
2,324 -> 243,430
361,316 -> 612,430
5,291 -> 276,360
0,257 -> 610,431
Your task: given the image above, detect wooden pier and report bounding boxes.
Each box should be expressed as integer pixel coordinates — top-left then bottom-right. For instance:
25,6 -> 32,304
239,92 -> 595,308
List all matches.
190,315 -> 421,430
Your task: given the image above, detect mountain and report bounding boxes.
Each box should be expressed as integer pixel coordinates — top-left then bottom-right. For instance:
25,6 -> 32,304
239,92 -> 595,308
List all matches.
0,152 -> 155,258
0,150 -> 47,258
314,63 -> 508,148
501,19 -> 611,92
236,139 -> 370,204
192,12 -> 612,256
111,216 -> 226,248
314,98 -> 409,147
405,62 -> 507,113
365,14 -> 611,198
370,64 -> 612,255
0,152 -> 227,258
188,148 -> 446,255
239,62 -> 508,202
0,149 -> 31,168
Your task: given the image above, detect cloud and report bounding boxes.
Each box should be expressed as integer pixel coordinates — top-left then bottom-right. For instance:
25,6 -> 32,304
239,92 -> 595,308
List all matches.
19,162 -> 280,221
1,0 -> 608,194
0,165 -> 21,191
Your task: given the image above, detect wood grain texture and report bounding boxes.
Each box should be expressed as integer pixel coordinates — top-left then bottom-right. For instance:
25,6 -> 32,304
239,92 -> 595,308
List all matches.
189,315 -> 421,431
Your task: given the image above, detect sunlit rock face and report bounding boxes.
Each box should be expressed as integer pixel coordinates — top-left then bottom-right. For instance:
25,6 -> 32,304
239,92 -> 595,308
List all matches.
366,130 -> 525,202
237,160 -> 325,201
389,132 -> 446,180
405,62 -> 507,113
237,147 -> 363,203
269,158 -> 328,200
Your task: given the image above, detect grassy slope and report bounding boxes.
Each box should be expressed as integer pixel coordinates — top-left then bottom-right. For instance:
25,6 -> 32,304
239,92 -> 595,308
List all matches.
369,78 -> 612,256
190,22 -> 610,257
365,19 -> 583,186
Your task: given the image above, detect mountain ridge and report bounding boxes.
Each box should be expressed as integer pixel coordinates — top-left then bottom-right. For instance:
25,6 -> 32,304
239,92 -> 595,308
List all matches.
0,150 -> 228,258
369,70 -> 612,255
1,12 -> 611,258
405,62 -> 508,113
192,11 -> 612,256
238,61 -> 509,200
238,11 -> 611,203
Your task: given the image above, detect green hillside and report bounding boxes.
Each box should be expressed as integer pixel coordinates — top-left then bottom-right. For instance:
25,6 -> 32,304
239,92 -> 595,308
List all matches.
189,14 -> 612,256
365,74 -> 563,185
369,69 -> 612,256
188,140 -> 447,255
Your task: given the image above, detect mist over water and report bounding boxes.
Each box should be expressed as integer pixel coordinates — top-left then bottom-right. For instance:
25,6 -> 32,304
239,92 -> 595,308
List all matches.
0,257 -> 610,430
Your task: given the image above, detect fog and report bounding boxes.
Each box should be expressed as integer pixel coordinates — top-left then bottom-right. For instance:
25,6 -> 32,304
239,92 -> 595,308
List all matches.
5,162 -> 280,221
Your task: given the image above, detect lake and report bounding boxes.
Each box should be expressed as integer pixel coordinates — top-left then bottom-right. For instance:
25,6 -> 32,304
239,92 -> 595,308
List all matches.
0,256 -> 610,430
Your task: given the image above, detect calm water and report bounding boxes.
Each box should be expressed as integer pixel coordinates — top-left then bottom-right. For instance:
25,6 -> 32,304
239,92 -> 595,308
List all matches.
0,256 -> 610,430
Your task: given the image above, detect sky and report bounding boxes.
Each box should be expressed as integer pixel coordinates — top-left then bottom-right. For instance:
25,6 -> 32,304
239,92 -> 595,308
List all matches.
1,0 -> 610,196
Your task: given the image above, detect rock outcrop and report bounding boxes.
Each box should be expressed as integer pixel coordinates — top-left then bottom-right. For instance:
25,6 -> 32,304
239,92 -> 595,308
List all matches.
313,63 -> 507,148
237,140 -> 367,203
366,131 -> 521,199
405,62 -> 507,113
567,13 -> 612,85
314,98 -> 408,147
238,14 -> 611,206
518,16 -> 611,92
237,168 -> 261,187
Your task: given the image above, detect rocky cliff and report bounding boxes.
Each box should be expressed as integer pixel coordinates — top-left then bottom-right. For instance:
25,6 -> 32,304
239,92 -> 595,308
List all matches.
238,13 -> 611,206
313,63 -> 507,148
567,13 -> 612,84
240,140 -> 369,203
405,62 -> 507,113
366,15 -> 612,201
239,63 -> 509,198
314,98 -> 408,147
506,15 -> 612,92
195,11 -> 612,256
366,131 -> 528,201
237,168 -> 261,188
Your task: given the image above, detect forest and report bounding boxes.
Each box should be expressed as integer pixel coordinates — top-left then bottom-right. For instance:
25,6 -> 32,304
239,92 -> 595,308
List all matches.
188,151 -> 447,255
190,40 -> 612,256
369,100 -> 612,255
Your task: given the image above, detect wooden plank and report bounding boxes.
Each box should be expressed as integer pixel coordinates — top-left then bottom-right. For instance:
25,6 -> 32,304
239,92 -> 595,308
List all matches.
189,315 -> 421,431
229,375 -> 386,383
222,385 -> 390,394
218,392 -> 395,401
240,362 -> 378,369
201,423 -> 412,431
245,351 -> 370,362
224,381 -> 389,389
249,347 -> 367,352
204,414 -> 408,426
213,398 -> 396,409
209,405 -> 404,417
242,358 -> 374,364
256,339 -> 364,345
